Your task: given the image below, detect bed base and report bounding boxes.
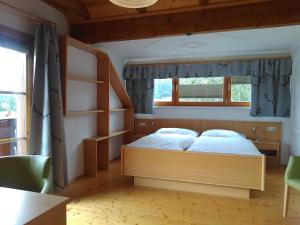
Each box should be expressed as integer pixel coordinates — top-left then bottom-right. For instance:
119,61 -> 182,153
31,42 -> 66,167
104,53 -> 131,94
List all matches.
134,177 -> 250,199
121,146 -> 265,199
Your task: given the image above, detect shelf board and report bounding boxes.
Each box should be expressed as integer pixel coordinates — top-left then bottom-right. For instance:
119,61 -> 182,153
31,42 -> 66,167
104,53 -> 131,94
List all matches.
67,110 -> 105,116
68,75 -> 104,84
85,130 -> 130,142
110,108 -> 128,112
86,136 -> 109,142
109,130 -> 130,138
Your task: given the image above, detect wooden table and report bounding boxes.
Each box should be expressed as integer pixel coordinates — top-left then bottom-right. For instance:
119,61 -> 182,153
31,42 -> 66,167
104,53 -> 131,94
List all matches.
0,187 -> 69,225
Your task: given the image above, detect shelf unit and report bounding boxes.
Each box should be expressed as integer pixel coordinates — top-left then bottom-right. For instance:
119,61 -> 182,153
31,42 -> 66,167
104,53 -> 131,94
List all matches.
59,35 -> 134,177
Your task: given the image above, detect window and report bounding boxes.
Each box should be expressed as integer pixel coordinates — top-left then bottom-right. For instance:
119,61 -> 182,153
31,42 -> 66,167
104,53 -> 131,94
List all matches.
179,77 -> 224,103
0,26 -> 32,156
230,76 -> 251,103
154,78 -> 173,104
154,76 -> 251,106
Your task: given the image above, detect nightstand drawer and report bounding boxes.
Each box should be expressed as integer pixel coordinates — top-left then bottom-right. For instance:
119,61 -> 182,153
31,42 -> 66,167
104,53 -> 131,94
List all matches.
252,141 -> 280,151
251,140 -> 280,165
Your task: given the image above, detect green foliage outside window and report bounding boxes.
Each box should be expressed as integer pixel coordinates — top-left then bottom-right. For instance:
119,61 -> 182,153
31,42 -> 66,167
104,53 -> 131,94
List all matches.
0,95 -> 17,112
154,79 -> 172,101
231,84 -> 251,102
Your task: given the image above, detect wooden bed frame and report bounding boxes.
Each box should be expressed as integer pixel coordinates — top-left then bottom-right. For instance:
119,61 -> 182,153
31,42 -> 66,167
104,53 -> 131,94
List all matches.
121,146 -> 265,199
120,119 -> 281,199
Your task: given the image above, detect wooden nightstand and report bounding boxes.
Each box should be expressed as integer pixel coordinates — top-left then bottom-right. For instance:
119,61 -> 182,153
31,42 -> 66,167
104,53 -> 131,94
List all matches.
251,140 -> 280,165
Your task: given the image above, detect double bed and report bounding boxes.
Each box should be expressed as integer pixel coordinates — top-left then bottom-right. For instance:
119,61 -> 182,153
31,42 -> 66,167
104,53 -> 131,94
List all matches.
121,128 -> 266,199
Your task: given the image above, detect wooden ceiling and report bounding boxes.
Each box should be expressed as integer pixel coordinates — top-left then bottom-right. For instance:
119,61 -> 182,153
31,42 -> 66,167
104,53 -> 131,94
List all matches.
41,0 -> 300,43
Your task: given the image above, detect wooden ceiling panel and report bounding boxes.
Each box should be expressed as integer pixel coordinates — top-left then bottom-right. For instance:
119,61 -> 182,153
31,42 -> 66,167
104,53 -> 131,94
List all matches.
40,0 -> 300,43
41,0 -> 90,19
84,0 -> 271,22
71,0 -> 300,43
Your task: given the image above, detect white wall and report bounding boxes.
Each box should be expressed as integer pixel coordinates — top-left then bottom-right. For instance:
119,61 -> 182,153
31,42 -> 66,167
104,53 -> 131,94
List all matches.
290,46 -> 300,156
0,0 -> 67,35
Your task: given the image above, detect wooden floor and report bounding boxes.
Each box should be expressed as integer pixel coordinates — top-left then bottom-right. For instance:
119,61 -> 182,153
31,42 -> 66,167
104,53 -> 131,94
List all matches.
62,159 -> 300,225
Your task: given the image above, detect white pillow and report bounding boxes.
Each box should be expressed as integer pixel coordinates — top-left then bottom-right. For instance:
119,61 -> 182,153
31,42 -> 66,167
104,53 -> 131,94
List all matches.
156,128 -> 199,138
201,129 -> 245,138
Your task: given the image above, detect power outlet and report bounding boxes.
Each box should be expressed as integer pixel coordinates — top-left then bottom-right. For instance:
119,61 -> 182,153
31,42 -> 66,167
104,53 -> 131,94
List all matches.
266,127 -> 276,132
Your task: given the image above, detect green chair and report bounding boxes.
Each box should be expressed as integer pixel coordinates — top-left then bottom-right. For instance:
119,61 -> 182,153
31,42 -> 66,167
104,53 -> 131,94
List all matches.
0,155 -> 52,194
283,156 -> 300,217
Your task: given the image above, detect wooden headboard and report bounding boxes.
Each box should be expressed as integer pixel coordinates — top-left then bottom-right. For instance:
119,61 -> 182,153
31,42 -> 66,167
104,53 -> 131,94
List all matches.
135,119 -> 281,142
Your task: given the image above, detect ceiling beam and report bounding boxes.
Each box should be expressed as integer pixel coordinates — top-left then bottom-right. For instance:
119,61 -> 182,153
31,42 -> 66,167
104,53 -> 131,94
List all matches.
72,0 -> 270,24
71,0 -> 300,43
41,0 -> 90,19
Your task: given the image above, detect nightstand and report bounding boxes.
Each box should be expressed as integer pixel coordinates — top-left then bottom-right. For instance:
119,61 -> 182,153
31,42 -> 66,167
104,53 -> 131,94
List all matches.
252,140 -> 280,165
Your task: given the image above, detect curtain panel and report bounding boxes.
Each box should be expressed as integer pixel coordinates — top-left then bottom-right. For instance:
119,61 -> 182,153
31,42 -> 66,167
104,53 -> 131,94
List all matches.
250,59 -> 292,117
30,23 -> 68,191
126,79 -> 154,114
124,60 -> 266,79
124,58 -> 292,117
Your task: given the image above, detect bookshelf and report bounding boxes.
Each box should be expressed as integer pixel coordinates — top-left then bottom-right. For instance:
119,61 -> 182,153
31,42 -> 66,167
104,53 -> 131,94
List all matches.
59,35 -> 134,177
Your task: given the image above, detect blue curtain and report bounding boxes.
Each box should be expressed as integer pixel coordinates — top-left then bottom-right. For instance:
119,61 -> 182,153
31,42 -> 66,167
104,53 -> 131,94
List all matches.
250,59 -> 292,117
126,79 -> 154,114
124,58 -> 292,117
30,23 -> 68,191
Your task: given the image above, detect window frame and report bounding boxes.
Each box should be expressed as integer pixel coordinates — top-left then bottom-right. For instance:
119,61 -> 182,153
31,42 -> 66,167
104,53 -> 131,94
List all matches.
0,24 -> 34,154
154,77 -> 251,107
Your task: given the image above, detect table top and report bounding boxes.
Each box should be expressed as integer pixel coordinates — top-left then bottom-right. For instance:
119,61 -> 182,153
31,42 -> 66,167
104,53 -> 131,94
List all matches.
0,187 -> 69,225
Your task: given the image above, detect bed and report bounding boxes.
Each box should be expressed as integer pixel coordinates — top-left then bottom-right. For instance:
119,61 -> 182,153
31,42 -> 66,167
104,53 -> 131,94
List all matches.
121,128 -> 266,199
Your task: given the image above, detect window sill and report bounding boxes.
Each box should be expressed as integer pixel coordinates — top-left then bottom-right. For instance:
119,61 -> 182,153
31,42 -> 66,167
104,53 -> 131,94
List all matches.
154,105 -> 250,110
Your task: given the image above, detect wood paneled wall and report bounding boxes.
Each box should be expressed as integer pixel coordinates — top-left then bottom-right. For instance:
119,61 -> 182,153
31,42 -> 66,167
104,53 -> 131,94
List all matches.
135,119 -> 281,142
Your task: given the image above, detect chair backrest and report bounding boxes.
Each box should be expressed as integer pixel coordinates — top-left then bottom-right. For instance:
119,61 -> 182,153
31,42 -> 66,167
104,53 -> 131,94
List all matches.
0,155 -> 51,192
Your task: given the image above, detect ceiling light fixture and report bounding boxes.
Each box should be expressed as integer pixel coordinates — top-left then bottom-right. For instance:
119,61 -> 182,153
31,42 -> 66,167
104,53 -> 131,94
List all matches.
109,0 -> 158,8
181,41 -> 206,49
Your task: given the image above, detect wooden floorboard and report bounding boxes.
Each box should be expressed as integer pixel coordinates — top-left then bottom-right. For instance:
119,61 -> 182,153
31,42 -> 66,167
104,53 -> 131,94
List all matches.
62,160 -> 300,225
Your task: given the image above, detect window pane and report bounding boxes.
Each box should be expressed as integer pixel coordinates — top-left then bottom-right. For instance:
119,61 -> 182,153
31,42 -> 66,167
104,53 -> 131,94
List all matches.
231,76 -> 251,102
0,139 -> 26,156
179,77 -> 224,102
0,94 -> 26,139
154,79 -> 172,102
0,46 -> 27,93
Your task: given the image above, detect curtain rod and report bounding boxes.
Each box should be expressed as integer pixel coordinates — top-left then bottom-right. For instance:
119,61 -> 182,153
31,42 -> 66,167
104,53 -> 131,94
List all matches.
125,54 -> 292,67
0,0 -> 57,26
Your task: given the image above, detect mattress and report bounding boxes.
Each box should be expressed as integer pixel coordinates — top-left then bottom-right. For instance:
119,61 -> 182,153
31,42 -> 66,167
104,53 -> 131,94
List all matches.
126,133 -> 196,151
187,136 -> 261,156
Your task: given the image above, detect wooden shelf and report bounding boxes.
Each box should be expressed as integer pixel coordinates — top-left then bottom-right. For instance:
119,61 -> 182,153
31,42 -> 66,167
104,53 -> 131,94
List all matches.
85,130 -> 130,142
68,75 -> 104,84
86,136 -> 109,142
67,110 -> 105,116
109,130 -> 129,138
110,108 -> 128,112
59,36 -> 134,177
